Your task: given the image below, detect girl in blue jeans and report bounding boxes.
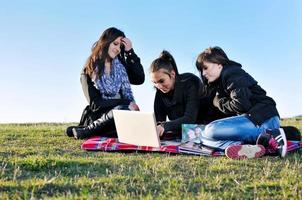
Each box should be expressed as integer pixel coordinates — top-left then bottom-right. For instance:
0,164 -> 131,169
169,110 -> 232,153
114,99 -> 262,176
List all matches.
195,46 -> 287,159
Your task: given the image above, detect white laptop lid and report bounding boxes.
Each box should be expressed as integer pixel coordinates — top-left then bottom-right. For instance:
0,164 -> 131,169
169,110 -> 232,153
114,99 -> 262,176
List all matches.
113,110 -> 160,148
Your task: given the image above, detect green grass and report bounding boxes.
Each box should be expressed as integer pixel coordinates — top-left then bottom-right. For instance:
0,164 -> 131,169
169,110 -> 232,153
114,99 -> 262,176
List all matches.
0,119 -> 301,199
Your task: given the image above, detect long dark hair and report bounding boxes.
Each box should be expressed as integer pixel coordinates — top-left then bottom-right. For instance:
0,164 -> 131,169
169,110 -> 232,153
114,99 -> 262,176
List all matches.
195,46 -> 241,95
84,27 -> 125,77
150,50 -> 179,76
195,46 -> 240,77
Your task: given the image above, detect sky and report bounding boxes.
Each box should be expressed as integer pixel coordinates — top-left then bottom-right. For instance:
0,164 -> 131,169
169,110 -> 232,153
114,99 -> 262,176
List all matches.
0,0 -> 301,123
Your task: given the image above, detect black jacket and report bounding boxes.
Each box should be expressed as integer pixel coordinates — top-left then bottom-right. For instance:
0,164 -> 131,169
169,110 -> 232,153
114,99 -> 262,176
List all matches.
154,73 -> 201,132
210,64 -> 279,125
80,48 -> 145,114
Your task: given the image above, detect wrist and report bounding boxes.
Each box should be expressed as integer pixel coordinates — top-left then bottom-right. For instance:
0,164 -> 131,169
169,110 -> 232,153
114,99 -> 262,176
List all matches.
125,48 -> 134,54
158,122 -> 166,132
157,121 -> 165,126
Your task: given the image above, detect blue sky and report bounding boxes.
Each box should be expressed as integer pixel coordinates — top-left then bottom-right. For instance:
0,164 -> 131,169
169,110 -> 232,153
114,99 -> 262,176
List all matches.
0,1 -> 301,123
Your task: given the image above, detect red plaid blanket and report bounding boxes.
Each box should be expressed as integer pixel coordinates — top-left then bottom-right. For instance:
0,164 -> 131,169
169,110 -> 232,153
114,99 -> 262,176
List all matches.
81,136 -> 302,157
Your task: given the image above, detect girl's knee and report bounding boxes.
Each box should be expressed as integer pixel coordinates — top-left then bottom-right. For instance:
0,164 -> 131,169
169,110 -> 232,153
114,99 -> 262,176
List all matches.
204,122 -> 220,139
204,120 -> 232,140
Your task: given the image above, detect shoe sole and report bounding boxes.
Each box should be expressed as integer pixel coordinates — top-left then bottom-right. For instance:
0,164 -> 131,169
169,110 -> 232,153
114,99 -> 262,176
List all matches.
225,144 -> 266,160
278,128 -> 287,157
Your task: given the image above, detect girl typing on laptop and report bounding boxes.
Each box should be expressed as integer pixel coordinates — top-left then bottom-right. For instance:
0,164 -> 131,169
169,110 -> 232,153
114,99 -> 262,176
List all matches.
150,50 -> 201,140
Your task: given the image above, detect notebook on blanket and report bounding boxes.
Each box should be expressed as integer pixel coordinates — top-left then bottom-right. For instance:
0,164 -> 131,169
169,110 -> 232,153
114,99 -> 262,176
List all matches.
113,110 -> 161,148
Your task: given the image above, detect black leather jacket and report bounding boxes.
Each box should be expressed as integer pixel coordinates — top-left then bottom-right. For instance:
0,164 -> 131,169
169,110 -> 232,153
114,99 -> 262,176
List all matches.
209,64 -> 279,125
154,73 -> 201,132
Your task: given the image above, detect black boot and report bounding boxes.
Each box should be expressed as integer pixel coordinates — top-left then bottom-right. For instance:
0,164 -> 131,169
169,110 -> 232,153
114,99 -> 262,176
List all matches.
65,125 -> 84,137
72,110 -> 114,139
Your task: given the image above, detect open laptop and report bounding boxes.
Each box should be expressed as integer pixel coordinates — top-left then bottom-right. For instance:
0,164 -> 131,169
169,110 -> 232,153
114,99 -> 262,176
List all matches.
112,110 -> 161,148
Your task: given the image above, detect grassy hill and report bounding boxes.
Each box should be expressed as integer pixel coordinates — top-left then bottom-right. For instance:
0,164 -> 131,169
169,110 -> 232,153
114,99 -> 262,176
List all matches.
0,118 -> 301,199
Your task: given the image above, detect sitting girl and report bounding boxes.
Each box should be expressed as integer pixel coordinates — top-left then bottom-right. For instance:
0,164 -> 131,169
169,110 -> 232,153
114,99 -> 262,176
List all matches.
66,27 -> 144,139
150,50 -> 201,139
195,46 -> 286,159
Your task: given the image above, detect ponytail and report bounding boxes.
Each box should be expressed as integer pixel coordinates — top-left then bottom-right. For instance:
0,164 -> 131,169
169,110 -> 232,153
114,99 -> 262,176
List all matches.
150,50 -> 179,76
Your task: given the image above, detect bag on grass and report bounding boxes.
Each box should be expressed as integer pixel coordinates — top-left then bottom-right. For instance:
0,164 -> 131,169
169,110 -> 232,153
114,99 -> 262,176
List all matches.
282,126 -> 301,141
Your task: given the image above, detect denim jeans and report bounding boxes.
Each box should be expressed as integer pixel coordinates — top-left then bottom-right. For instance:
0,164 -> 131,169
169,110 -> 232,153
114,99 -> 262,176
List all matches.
200,115 -> 280,150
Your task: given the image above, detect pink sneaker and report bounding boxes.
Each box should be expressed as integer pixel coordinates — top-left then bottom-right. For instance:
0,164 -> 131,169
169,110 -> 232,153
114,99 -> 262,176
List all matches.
225,144 -> 266,160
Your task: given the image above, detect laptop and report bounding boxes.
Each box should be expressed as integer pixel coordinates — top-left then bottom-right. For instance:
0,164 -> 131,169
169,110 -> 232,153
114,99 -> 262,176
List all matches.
112,110 -> 161,148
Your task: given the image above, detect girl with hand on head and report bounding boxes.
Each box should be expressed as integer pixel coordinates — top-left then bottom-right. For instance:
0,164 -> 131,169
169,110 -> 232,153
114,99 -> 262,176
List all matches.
196,46 -> 287,159
66,27 -> 144,139
150,50 -> 201,140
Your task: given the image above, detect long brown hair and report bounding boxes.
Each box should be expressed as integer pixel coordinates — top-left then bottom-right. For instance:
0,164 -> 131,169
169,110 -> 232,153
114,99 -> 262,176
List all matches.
195,46 -> 240,77
195,46 -> 241,96
84,27 -> 125,77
